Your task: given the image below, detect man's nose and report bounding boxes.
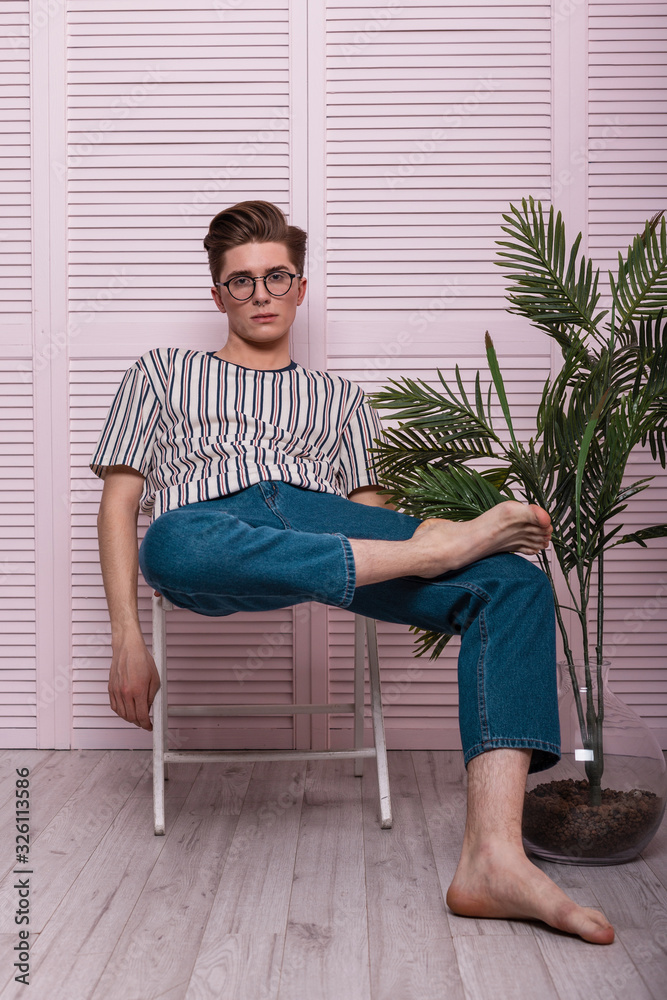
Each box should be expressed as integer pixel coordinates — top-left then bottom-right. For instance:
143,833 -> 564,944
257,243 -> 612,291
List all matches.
253,279 -> 271,303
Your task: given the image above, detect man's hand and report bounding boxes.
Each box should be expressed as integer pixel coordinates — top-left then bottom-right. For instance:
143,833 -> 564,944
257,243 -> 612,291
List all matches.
108,633 -> 161,731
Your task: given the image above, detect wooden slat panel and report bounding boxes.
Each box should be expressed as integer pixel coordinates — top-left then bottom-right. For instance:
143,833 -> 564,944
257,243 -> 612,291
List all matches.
65,1 -> 290,328
325,1 -> 552,319
0,2 -> 31,327
0,359 -> 35,741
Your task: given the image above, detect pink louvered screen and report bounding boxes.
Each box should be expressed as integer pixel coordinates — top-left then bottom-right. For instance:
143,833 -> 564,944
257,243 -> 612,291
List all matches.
1,1 -> 36,745
585,0 -> 667,744
0,1 -> 665,750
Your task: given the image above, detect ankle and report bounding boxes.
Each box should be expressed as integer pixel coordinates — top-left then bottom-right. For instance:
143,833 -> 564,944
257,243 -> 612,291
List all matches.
461,828 -> 525,860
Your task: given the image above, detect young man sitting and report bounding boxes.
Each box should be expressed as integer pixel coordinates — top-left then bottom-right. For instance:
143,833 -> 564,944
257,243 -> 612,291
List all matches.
91,200 -> 614,945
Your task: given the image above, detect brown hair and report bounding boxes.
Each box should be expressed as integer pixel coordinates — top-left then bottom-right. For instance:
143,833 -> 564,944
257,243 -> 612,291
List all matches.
203,200 -> 307,284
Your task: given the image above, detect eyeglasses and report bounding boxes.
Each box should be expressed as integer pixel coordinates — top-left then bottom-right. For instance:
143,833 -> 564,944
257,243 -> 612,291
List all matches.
215,270 -> 302,301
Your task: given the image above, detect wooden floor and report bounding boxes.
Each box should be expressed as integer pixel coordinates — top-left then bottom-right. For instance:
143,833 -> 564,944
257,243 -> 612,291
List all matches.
0,749 -> 666,1000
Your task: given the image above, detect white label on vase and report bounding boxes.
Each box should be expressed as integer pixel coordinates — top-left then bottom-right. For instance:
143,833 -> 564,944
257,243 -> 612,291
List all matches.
575,749 -> 595,761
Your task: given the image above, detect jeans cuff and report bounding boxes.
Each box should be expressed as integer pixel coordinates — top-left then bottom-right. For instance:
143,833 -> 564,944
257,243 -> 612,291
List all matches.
463,738 -> 561,774
333,532 -> 356,608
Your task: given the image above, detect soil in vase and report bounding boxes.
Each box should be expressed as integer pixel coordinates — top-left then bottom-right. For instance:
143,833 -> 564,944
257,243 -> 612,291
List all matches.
523,772 -> 664,864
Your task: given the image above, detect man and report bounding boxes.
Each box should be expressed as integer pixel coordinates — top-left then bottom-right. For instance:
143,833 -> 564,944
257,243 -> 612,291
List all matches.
91,200 -> 614,945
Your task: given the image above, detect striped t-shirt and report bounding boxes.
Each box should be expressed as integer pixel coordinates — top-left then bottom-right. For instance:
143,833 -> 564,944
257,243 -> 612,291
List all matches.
89,348 -> 384,522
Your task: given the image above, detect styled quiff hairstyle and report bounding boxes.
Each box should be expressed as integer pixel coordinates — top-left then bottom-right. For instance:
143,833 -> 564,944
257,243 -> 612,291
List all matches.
203,200 -> 307,284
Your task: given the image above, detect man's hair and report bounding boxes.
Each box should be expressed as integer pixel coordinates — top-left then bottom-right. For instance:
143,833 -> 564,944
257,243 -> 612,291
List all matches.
203,200 -> 307,284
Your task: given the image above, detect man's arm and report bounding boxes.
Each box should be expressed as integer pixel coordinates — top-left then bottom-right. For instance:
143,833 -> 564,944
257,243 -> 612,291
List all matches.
97,465 -> 160,731
348,485 -> 397,510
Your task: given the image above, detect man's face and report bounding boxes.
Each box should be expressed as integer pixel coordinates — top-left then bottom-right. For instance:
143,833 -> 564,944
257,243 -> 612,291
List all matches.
211,241 -> 307,347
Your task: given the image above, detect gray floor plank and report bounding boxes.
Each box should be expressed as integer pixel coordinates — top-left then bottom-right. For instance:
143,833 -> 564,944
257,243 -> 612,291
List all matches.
90,763 -> 253,1000
0,750 -> 150,934
0,750 -> 107,922
0,764 -> 196,1000
0,749 -> 665,1000
185,934 -> 282,1000
453,936 -> 559,999
534,918 -> 655,1000
362,751 -> 465,1000
0,750 -> 57,808
608,928 -> 667,1000
640,812 -> 667,891
579,859 -> 667,998
277,760 -> 370,1000
185,762 -> 306,1000
580,858 -> 667,933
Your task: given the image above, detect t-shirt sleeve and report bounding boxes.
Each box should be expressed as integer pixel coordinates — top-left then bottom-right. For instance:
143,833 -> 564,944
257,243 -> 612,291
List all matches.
89,363 -> 161,478
337,390 -> 385,495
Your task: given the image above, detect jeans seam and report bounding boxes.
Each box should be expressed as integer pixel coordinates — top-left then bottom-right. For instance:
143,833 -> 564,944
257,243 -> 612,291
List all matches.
476,607 -> 490,745
260,481 -> 292,529
335,533 -> 356,607
429,579 -> 492,602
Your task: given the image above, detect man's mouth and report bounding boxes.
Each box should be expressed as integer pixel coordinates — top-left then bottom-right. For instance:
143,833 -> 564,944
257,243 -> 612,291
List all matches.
251,314 -> 278,322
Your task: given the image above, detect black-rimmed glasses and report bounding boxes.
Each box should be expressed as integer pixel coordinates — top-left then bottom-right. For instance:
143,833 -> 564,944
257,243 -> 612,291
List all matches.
215,270 -> 302,301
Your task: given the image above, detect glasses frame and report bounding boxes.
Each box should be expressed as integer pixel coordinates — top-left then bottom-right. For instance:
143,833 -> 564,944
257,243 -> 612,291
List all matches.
215,270 -> 302,301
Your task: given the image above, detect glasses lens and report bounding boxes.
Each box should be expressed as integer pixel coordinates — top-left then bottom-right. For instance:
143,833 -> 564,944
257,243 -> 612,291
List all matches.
228,276 -> 255,300
265,271 -> 292,295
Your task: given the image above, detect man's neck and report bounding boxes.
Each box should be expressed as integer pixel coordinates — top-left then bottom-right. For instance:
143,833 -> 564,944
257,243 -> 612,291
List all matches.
212,338 -> 292,371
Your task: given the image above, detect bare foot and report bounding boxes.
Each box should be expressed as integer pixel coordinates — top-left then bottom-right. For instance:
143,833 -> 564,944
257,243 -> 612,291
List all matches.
412,501 -> 552,578
446,841 -> 615,945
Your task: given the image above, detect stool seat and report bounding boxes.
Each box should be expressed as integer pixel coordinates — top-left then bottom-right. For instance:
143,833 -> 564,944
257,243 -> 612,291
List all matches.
151,594 -> 393,833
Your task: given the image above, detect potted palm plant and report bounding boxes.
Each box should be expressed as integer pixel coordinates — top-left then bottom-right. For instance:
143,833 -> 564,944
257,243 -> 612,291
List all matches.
367,198 -> 667,863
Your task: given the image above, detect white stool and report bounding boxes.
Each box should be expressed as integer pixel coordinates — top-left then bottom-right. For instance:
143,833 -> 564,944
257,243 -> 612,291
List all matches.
151,593 -> 393,834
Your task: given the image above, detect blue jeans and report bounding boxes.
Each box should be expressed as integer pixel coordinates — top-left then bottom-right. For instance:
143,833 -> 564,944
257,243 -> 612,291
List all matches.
139,481 -> 560,773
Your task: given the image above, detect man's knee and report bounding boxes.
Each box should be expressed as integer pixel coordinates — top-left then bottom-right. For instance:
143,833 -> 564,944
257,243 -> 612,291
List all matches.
494,553 -> 554,606
138,509 -> 202,588
138,514 -> 174,587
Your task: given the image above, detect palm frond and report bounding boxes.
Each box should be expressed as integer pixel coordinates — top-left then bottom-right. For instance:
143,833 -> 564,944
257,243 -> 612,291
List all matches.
409,628 -> 455,660
495,196 -> 608,348
378,463 -> 515,522
608,524 -> 667,549
610,211 -> 667,335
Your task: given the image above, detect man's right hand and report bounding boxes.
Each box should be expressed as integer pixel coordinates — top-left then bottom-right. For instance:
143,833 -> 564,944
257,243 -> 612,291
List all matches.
108,634 -> 161,731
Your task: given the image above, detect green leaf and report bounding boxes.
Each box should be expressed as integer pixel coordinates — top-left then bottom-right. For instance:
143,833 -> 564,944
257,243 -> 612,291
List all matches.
574,390 -> 608,559
409,629 -> 455,660
611,212 -> 667,334
485,332 -> 519,451
609,524 -> 667,549
495,196 -> 608,348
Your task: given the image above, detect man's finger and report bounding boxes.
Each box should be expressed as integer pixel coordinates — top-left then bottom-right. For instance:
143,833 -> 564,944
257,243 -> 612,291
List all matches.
134,696 -> 152,731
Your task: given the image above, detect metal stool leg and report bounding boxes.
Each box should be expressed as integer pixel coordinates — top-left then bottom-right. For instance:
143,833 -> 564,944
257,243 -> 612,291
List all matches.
149,600 -> 392,833
353,615 -> 365,777
365,617 -> 392,829
152,594 -> 167,835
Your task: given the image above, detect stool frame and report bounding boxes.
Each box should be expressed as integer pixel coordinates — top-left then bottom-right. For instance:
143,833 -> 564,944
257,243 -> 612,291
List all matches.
151,593 -> 393,834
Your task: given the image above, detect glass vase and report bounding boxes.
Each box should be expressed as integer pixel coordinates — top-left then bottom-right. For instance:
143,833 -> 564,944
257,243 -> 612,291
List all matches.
523,659 -> 667,865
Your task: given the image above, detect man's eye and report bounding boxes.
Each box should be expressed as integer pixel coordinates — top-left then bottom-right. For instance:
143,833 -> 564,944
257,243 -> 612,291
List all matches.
234,277 -> 251,285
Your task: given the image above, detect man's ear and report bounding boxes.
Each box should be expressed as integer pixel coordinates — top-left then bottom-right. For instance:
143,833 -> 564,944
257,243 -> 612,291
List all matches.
211,286 -> 227,314
296,276 -> 307,306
